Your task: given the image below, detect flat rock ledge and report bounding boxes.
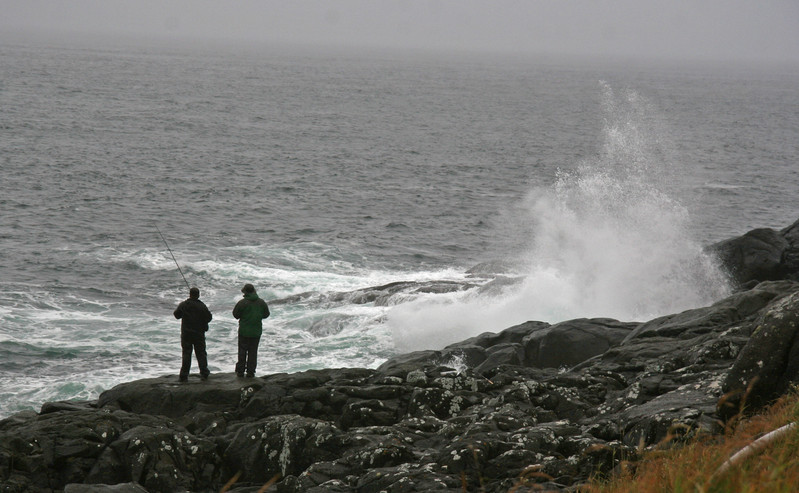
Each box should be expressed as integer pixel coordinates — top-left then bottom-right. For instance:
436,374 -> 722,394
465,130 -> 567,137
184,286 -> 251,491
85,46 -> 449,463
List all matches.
3,219 -> 799,493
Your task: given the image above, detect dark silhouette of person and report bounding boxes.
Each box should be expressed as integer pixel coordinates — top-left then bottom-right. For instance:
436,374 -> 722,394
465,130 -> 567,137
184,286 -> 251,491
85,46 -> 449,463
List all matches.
173,286 -> 212,381
232,283 -> 270,377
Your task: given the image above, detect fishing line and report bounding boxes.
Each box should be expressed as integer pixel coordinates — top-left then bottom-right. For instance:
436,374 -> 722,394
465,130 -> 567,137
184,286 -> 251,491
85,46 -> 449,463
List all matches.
155,225 -> 191,291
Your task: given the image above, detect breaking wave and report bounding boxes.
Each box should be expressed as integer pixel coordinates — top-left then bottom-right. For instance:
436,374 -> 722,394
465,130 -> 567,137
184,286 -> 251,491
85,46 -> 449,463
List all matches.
388,84 -> 731,351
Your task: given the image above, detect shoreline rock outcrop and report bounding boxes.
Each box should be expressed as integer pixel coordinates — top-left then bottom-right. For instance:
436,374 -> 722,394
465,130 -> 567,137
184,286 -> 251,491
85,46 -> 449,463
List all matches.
708,218 -> 799,287
3,219 -> 799,492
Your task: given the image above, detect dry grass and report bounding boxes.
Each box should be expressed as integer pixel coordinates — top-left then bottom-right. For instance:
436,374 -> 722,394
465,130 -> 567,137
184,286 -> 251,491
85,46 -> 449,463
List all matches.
219,472 -> 280,493
581,388 -> 799,493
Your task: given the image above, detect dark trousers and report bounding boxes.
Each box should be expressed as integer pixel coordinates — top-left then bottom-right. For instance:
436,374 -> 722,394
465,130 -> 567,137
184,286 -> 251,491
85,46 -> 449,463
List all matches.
181,332 -> 209,378
236,335 -> 260,376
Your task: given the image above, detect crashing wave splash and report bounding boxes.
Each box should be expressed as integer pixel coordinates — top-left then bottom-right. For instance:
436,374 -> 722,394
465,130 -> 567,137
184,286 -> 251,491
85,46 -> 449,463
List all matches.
388,83 -> 731,351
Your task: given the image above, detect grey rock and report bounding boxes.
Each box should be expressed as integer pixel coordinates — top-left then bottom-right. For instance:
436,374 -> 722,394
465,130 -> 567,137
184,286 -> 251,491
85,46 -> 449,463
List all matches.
64,483 -> 148,493
711,227 -> 788,285
5,219 -> 799,493
720,289 -> 799,418
623,280 -> 796,341
523,318 -> 637,368
97,372 -> 255,417
709,217 -> 799,287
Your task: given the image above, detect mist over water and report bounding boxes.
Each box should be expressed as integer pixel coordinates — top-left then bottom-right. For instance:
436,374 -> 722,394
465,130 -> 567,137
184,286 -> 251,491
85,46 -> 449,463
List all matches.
388,84 -> 732,351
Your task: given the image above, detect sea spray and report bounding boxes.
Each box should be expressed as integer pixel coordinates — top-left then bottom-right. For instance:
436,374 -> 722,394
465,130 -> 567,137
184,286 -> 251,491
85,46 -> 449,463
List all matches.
388,85 -> 731,352
2,43 -> 795,423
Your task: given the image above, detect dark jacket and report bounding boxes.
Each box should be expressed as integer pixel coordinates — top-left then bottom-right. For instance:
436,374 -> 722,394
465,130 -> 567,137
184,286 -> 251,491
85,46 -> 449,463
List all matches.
232,292 -> 270,337
174,298 -> 212,334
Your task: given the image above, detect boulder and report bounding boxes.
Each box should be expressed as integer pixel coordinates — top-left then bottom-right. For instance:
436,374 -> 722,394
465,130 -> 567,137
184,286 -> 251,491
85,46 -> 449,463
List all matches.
64,484 -> 148,493
711,227 -> 788,285
709,217 -> 799,287
86,422 -> 221,491
222,415 -> 345,484
781,218 -> 799,276
97,373 -> 256,417
623,280 -> 797,341
720,289 -> 799,419
379,318 -> 634,374
522,318 -> 637,368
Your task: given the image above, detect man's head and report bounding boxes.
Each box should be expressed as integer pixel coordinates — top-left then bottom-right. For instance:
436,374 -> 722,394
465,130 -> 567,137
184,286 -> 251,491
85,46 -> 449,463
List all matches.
241,283 -> 255,294
189,287 -> 200,299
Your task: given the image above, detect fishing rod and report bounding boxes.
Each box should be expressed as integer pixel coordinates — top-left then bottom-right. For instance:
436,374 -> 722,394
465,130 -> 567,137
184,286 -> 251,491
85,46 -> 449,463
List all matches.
155,225 -> 191,291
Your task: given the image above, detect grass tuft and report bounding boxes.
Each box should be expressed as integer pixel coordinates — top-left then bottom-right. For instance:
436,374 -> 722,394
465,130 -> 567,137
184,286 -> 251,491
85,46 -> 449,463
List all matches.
581,387 -> 799,493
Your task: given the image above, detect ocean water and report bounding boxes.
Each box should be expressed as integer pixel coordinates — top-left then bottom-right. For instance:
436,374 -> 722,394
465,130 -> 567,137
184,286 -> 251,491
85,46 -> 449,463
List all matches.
1,38 -> 798,418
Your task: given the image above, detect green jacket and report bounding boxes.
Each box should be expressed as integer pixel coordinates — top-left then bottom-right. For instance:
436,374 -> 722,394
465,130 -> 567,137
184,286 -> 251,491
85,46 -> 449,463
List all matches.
232,292 -> 270,337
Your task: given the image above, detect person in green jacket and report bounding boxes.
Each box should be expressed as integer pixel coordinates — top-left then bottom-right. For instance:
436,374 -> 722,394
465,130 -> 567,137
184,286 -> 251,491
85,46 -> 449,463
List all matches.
232,283 -> 270,377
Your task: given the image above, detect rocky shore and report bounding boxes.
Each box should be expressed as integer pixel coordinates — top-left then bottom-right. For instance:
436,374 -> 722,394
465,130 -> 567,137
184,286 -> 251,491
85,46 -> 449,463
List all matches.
2,219 -> 799,493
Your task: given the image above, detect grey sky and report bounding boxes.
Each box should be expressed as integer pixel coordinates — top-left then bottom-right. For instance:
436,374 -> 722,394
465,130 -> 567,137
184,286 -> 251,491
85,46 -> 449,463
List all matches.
3,0 -> 799,62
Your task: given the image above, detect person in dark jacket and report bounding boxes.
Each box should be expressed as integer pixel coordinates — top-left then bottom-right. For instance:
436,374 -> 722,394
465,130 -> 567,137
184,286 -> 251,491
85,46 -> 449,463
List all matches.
173,287 -> 213,381
232,283 -> 270,377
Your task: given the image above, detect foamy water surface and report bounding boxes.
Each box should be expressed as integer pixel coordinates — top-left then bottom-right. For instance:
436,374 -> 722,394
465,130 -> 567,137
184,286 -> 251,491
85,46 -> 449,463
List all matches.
1,39 -> 798,417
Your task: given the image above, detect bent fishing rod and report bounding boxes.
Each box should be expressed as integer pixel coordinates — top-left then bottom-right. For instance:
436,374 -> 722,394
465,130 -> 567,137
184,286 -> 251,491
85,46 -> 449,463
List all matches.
155,225 -> 191,291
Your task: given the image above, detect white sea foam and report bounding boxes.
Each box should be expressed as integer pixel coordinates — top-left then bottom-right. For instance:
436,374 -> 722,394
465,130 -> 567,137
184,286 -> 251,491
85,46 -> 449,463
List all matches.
388,85 -> 731,352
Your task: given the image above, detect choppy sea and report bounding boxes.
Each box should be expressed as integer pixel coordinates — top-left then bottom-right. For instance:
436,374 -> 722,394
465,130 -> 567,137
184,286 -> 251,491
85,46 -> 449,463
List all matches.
1,37 -> 798,418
